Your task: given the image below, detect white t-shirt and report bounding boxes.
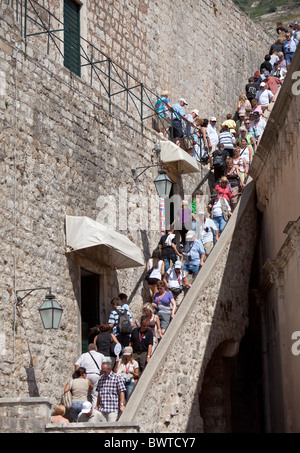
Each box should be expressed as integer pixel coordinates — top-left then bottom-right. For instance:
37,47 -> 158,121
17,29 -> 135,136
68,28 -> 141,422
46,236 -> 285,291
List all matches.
207,123 -> 219,147
148,259 -> 163,279
116,360 -> 139,382
212,198 -> 231,218
166,268 -> 187,289
256,89 -> 273,106
199,218 -> 218,244
75,351 -> 104,374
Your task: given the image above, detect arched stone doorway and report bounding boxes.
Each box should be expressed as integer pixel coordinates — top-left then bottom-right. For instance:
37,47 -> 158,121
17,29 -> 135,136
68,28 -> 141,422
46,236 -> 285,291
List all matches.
199,299 -> 264,433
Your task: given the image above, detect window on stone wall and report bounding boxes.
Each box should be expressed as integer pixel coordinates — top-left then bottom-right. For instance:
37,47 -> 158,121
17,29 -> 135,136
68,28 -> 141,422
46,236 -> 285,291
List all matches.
64,0 -> 81,77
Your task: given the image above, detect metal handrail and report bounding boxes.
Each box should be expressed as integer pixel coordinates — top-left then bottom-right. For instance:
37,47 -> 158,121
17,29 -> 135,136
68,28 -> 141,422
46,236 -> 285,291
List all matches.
7,0 -> 204,156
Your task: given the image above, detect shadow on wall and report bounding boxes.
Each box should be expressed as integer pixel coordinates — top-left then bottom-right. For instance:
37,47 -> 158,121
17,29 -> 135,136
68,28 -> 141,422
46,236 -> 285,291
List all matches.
25,363 -> 40,397
183,182 -> 260,433
14,305 -> 41,397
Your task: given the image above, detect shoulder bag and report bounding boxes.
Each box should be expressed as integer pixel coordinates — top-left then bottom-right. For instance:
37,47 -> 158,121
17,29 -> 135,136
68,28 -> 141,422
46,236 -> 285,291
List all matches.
61,379 -> 73,409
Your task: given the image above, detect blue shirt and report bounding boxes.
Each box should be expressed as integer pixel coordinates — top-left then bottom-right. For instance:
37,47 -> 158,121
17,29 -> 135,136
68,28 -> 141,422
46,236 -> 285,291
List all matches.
184,240 -> 205,265
155,96 -> 171,118
283,38 -> 297,53
172,103 -> 185,120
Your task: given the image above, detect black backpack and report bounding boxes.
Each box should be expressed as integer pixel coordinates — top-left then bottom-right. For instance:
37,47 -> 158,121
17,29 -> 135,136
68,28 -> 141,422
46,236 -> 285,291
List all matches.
213,149 -> 224,167
116,309 -> 132,335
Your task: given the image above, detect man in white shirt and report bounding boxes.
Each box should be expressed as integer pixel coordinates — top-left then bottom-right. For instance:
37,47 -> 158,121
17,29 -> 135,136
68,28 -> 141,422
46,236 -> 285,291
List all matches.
256,82 -> 275,111
75,343 -> 105,407
251,111 -> 266,145
198,210 -> 219,258
207,116 -> 219,152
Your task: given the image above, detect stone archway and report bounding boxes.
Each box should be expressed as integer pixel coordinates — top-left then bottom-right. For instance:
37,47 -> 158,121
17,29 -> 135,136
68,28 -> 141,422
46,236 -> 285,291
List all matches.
199,342 -> 236,433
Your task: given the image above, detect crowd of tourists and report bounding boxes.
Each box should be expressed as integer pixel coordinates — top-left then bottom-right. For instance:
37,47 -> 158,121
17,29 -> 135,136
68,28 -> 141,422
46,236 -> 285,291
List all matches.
51,20 -> 298,425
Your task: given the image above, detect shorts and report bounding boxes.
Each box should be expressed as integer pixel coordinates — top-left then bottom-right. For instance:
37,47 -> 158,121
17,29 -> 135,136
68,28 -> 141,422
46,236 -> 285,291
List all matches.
172,119 -> 184,138
182,262 -> 201,275
148,277 -> 160,285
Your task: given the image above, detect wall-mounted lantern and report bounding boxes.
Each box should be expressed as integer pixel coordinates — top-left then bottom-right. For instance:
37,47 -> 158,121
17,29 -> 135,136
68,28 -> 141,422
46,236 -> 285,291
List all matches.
16,287 -> 63,330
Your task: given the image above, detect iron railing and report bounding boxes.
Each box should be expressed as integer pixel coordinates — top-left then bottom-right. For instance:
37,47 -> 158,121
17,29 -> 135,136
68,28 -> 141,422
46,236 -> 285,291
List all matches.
7,0 -> 204,157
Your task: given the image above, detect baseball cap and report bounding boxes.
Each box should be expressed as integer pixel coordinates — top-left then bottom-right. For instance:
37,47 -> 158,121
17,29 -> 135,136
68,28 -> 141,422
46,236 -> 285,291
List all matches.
192,109 -> 200,116
81,401 -> 92,413
179,98 -> 188,105
123,346 -> 133,356
264,71 -> 270,76
260,82 -> 266,87
174,261 -> 182,268
253,111 -> 260,117
210,116 -> 217,121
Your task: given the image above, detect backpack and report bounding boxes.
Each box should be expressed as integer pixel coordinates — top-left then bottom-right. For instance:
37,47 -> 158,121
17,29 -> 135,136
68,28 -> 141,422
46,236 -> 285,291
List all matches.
213,149 -> 224,167
116,309 -> 132,335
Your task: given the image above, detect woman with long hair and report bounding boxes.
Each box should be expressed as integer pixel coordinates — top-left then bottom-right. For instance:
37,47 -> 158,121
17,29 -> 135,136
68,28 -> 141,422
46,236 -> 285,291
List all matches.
146,249 -> 165,300
141,303 -> 162,352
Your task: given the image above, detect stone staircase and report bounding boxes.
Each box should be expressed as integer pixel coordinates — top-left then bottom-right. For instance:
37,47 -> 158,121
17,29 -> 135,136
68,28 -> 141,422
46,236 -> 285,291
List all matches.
119,177 -> 258,433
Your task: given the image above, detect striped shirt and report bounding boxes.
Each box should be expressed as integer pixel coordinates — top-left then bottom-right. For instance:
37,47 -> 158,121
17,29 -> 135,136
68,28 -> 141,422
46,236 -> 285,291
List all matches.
108,308 -> 133,335
96,372 -> 126,413
218,131 -> 235,149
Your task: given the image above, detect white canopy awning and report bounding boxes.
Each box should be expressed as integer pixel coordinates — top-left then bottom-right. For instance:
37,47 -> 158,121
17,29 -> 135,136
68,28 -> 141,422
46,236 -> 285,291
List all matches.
160,141 -> 200,174
65,216 -> 145,269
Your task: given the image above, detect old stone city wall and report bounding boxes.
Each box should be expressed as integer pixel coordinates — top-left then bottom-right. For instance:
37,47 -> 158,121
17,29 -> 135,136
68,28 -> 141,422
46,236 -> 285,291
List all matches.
0,0 -> 272,408
0,5 -> 169,400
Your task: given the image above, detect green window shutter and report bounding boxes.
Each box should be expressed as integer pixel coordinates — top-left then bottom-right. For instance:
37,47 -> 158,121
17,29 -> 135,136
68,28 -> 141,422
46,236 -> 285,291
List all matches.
64,0 -> 81,77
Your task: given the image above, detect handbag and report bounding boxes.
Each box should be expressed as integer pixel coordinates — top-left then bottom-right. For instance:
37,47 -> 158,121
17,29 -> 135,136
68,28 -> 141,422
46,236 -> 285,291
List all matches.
219,197 -> 229,221
61,379 -> 73,409
171,287 -> 183,296
144,268 -> 152,282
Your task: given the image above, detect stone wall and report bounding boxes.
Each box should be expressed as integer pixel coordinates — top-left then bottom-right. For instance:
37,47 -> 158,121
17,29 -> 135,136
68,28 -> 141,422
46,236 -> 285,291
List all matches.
250,47 -> 300,433
0,397 -> 139,433
0,3 -> 202,404
0,398 -> 52,433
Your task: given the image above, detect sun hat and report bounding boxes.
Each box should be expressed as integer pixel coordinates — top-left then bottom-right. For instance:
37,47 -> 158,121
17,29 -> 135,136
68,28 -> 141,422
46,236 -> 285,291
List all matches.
123,346 -> 133,356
